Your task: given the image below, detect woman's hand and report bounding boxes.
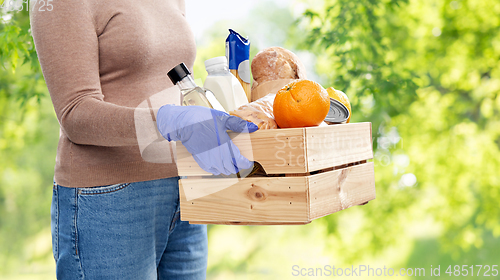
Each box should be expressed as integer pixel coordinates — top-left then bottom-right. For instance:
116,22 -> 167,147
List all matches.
156,105 -> 258,175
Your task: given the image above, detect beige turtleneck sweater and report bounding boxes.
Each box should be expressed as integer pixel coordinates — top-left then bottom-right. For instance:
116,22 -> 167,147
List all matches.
30,0 -> 196,187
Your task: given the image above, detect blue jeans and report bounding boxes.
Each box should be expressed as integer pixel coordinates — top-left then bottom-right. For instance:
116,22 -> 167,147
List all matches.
51,177 -> 208,280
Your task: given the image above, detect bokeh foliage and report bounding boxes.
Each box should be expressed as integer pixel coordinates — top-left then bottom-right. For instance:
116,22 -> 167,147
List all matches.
1,3 -> 58,278
1,0 -> 499,279
294,0 -> 500,274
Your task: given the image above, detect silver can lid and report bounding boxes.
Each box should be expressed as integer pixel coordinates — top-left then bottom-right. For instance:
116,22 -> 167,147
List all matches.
324,98 -> 350,123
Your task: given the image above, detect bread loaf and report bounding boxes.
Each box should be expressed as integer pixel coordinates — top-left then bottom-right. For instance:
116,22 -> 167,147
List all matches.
234,47 -> 308,129
251,47 -> 307,90
229,93 -> 277,130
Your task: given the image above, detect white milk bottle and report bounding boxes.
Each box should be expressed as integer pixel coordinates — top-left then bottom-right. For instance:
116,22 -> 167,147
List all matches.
204,56 -> 248,112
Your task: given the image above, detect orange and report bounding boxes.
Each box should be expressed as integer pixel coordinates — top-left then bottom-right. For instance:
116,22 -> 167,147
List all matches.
273,80 -> 330,128
326,87 -> 351,123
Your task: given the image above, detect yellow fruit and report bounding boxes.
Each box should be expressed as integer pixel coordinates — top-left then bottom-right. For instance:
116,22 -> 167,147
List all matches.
326,87 -> 351,123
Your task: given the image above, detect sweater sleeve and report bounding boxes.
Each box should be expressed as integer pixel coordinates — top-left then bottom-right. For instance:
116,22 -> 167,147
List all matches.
30,0 -> 147,147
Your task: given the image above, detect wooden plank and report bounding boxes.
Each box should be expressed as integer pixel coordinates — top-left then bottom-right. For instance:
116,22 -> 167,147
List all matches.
176,128 -> 307,176
308,162 -> 376,220
245,129 -> 307,174
176,130 -> 253,176
305,122 -> 373,172
176,122 -> 373,176
179,176 -> 309,223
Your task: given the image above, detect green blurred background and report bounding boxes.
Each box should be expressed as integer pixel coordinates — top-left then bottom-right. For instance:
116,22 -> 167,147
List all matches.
1,0 -> 499,279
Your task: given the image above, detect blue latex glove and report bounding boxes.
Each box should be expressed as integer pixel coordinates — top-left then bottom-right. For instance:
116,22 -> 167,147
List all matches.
156,105 -> 259,175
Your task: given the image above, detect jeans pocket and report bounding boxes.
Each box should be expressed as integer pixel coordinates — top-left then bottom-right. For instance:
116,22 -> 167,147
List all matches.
51,183 -> 58,261
77,183 -> 131,195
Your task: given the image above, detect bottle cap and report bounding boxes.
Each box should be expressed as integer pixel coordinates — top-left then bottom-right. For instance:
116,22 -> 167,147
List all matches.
204,56 -> 228,70
167,63 -> 191,84
324,98 -> 350,123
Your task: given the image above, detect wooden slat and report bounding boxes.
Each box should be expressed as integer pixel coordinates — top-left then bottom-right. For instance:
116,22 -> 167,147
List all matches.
176,128 -> 307,176
188,221 -> 310,225
308,162 -> 376,220
305,122 -> 373,172
179,176 -> 309,223
176,122 -> 373,176
176,129 -> 253,176
249,129 -> 307,174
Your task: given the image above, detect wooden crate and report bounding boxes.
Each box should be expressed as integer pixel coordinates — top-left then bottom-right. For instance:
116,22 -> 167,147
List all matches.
176,122 -> 375,225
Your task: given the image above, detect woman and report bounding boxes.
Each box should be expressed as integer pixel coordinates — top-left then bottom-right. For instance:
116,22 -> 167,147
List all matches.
30,0 -> 256,279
